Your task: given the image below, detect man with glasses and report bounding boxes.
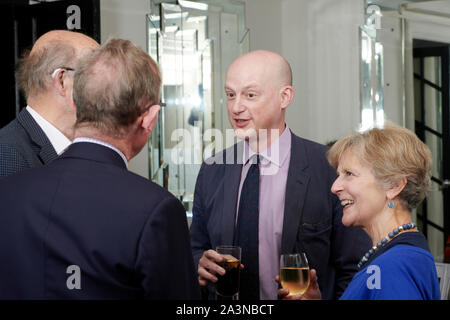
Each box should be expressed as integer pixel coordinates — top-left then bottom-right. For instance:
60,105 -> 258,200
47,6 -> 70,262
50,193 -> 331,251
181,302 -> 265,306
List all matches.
0,38 -> 200,299
0,30 -> 99,178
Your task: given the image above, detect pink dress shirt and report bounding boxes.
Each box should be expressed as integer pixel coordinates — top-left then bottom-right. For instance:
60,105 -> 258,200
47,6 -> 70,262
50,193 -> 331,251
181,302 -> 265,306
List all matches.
236,125 -> 292,299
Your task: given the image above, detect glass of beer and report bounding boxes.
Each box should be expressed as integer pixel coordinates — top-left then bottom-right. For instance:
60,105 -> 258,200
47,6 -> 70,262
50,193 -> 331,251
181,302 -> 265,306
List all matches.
280,252 -> 310,296
216,245 -> 241,299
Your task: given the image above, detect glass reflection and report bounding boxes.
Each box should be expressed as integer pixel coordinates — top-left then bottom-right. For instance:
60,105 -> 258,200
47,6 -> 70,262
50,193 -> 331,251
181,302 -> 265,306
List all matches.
147,0 -> 248,212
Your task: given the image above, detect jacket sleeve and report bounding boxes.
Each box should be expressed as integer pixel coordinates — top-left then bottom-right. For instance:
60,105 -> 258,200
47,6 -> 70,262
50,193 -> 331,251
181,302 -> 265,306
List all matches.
135,196 -> 201,299
189,163 -> 211,271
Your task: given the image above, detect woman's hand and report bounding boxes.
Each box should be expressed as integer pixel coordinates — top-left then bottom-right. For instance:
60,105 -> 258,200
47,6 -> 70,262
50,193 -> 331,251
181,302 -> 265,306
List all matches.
275,269 -> 322,300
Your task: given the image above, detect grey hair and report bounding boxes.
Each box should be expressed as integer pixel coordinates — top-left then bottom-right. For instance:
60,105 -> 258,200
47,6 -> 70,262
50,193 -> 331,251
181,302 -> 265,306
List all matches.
327,124 -> 432,211
73,38 -> 161,136
16,41 -> 77,99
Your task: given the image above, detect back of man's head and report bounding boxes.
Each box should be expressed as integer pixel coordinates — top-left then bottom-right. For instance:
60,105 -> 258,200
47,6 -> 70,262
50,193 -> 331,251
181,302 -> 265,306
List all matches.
73,38 -> 161,137
17,30 -> 99,100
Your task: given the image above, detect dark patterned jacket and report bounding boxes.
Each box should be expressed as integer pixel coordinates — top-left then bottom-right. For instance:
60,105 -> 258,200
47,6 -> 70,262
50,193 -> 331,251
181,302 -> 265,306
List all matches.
0,108 -> 58,178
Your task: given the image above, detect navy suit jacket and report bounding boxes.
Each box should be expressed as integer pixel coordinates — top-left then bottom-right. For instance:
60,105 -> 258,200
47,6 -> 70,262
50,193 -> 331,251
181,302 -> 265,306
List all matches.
0,108 -> 58,178
0,142 -> 200,299
190,132 -> 371,299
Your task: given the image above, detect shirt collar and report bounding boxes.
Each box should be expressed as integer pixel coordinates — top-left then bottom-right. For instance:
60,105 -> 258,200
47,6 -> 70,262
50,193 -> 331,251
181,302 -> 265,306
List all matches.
242,124 -> 291,168
26,105 -> 71,155
72,137 -> 128,168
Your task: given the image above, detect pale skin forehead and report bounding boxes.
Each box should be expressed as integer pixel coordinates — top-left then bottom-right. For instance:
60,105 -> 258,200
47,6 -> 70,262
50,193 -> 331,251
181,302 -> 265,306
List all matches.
31,30 -> 99,55
225,50 -> 292,89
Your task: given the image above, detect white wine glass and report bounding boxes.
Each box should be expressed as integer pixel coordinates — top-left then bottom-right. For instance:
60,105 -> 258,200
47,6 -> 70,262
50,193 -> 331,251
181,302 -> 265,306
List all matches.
279,253 -> 310,296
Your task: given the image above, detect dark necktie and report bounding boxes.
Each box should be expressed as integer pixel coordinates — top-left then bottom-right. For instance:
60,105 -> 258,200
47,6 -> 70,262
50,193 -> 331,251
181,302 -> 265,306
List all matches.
234,155 -> 260,300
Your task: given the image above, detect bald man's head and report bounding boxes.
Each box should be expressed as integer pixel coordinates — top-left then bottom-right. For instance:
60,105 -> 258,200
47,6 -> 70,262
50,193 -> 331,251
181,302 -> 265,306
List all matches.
17,30 -> 99,99
225,50 -> 295,144
227,50 -> 292,89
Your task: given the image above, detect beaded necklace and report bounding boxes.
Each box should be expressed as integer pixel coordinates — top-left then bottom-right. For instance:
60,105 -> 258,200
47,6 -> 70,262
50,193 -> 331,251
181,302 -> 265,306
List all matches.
357,222 -> 417,269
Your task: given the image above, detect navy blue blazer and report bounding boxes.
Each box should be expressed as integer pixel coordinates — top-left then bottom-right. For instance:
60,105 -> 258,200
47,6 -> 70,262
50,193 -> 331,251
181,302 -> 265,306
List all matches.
190,132 -> 371,299
0,142 -> 200,299
0,108 -> 58,178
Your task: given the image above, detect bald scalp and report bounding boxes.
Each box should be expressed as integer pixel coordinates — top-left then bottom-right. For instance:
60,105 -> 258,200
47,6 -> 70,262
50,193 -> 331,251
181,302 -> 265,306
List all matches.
227,50 -> 292,88
17,30 -> 99,99
31,30 -> 98,54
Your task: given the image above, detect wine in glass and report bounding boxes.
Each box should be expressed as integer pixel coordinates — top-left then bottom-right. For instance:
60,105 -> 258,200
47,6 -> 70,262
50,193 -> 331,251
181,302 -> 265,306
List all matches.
280,253 -> 310,295
216,245 -> 241,299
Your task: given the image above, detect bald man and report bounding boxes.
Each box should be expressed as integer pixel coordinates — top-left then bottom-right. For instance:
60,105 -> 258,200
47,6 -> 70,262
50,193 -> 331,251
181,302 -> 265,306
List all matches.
0,30 -> 99,177
190,50 -> 371,300
0,38 -> 200,299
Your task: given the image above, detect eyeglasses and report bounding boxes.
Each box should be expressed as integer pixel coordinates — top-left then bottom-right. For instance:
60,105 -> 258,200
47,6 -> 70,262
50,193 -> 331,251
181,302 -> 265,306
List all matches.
50,67 -> 75,79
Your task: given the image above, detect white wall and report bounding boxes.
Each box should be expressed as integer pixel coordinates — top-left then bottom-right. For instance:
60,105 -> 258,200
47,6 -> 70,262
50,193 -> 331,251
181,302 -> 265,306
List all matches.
378,12 -> 403,126
242,0 -> 282,54
243,0 -> 365,144
100,0 -> 151,178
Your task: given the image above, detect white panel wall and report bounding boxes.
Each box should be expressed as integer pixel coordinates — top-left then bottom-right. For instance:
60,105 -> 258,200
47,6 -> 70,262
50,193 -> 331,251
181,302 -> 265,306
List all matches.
244,0 -> 365,144
242,0 -> 282,54
378,13 -> 403,126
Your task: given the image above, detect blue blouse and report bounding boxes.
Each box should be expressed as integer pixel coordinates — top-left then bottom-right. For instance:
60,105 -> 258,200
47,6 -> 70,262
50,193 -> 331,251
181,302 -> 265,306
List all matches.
340,232 -> 440,300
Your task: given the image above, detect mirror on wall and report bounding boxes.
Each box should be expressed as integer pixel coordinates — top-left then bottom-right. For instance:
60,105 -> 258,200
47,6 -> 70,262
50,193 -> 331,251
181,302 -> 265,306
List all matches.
147,0 -> 249,213
360,3 -> 384,131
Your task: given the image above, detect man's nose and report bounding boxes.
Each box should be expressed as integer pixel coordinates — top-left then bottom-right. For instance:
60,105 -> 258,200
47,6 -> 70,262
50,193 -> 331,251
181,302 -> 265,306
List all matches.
230,95 -> 245,114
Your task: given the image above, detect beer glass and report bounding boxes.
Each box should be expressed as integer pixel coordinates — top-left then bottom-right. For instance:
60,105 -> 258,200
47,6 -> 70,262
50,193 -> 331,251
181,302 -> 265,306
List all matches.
279,252 -> 310,296
216,245 -> 241,299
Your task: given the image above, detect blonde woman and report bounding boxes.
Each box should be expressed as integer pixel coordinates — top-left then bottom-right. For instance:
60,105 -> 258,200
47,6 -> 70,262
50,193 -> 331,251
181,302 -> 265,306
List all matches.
278,124 -> 440,300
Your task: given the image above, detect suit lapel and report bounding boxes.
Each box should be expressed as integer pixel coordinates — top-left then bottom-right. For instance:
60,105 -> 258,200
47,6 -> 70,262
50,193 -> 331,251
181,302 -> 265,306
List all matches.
17,109 -> 58,164
221,142 -> 244,245
281,133 -> 310,254
38,143 -> 60,164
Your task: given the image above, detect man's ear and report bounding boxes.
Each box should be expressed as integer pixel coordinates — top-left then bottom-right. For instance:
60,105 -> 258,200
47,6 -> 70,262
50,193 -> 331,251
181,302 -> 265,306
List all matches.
280,85 -> 294,110
52,69 -> 69,96
386,177 -> 407,200
141,104 -> 161,133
